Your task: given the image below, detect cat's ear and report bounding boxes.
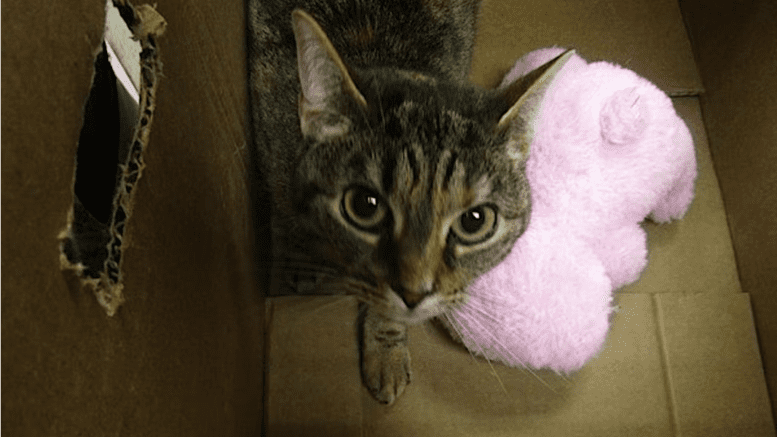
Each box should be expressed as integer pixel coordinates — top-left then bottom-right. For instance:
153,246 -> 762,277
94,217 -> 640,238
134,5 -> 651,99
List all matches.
291,9 -> 368,141
496,49 -> 575,163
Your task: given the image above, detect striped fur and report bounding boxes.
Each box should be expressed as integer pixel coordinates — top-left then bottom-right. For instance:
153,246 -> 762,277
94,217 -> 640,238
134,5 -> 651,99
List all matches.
248,0 -> 568,404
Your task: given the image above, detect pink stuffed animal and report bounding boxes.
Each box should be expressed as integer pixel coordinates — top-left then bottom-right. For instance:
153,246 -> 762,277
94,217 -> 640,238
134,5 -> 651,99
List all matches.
446,48 -> 696,372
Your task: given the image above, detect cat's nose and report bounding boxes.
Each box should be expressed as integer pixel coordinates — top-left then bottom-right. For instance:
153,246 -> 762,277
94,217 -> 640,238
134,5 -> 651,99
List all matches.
400,290 -> 425,309
392,283 -> 428,309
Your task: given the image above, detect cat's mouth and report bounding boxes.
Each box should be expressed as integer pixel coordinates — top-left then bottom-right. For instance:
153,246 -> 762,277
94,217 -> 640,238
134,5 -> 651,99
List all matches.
331,273 -> 464,324
377,284 -> 460,325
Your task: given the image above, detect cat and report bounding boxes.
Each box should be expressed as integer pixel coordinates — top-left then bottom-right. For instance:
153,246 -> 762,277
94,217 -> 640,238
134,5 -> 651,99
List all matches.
248,0 -> 572,405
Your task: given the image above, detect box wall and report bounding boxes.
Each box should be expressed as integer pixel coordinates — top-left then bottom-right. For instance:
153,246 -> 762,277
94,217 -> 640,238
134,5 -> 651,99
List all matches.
469,0 -> 702,94
2,1 -> 109,434
679,0 -> 777,419
1,0 -> 264,435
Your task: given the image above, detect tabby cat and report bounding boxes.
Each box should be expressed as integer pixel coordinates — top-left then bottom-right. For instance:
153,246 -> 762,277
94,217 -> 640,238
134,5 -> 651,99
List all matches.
248,0 -> 572,405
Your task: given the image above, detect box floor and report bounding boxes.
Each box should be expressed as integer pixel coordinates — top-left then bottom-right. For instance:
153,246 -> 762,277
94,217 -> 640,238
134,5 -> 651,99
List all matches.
261,1 -> 775,434
264,98 -> 774,437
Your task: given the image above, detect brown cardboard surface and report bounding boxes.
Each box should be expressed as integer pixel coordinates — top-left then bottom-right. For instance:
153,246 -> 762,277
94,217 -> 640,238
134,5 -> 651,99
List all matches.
2,0 -> 263,435
261,0 -> 773,434
265,297 -> 363,437
366,293 -> 674,437
657,293 -> 775,436
4,0 -> 774,435
680,0 -> 777,419
469,0 -> 703,95
266,293 -> 774,435
2,0 -> 109,432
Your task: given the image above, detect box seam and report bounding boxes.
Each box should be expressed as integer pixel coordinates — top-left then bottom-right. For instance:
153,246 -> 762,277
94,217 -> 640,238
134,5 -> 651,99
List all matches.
263,299 -> 275,437
653,293 -> 680,436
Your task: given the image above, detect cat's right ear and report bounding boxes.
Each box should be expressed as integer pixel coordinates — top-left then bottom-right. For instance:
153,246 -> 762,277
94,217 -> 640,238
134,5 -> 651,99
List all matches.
291,9 -> 368,142
496,49 -> 575,164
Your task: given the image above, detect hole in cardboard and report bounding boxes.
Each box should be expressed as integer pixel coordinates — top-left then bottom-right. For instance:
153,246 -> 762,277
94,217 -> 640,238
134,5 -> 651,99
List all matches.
59,0 -> 166,316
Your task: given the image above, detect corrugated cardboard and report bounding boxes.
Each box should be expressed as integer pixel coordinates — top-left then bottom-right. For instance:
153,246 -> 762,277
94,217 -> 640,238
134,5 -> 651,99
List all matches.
2,0 -> 262,435
2,0 -> 775,436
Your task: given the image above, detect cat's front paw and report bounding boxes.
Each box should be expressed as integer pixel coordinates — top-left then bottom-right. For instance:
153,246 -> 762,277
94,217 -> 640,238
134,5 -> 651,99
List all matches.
360,309 -> 411,405
361,339 -> 411,405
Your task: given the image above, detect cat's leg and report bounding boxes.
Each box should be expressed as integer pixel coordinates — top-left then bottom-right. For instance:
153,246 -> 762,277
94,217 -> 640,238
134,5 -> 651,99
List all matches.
359,303 -> 411,405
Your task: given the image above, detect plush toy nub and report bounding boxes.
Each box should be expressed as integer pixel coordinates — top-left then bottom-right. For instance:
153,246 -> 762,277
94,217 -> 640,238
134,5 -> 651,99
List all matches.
446,48 -> 697,372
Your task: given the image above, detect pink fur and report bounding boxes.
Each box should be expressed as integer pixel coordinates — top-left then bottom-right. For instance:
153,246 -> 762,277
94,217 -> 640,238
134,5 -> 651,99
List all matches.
447,48 -> 697,372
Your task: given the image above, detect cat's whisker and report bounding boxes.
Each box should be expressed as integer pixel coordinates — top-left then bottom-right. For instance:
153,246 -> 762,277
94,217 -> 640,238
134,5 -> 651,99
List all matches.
463,290 -> 502,305
445,313 -> 509,395
490,339 -> 558,393
271,258 -> 340,272
523,365 -> 557,393
316,276 -> 367,296
459,315 -> 532,391
312,281 -> 349,296
440,313 -> 478,362
459,297 -> 493,317
420,320 -> 446,351
458,297 -> 501,324
457,307 -> 512,359
310,295 -> 353,315
317,275 -> 392,310
454,305 -> 559,394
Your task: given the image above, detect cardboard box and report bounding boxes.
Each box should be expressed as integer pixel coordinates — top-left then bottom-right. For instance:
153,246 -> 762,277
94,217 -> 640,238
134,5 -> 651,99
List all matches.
2,0 -> 775,435
2,0 -> 263,434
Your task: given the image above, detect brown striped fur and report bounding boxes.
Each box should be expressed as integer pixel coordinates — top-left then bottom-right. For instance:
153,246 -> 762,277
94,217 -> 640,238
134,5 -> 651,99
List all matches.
248,0 -> 571,404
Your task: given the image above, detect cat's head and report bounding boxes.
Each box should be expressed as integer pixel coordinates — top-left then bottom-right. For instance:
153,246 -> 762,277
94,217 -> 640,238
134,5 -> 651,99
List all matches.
285,10 -> 572,324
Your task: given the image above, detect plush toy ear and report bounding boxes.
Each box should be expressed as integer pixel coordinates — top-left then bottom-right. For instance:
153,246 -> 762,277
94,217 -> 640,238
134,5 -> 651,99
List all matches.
497,49 -> 575,163
291,9 -> 368,142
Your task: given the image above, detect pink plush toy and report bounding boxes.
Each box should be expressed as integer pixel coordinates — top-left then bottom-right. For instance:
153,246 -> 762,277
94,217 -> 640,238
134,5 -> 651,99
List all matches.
446,48 -> 697,372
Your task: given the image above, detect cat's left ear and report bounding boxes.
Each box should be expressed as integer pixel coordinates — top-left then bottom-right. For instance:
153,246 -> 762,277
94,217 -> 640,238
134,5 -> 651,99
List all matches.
496,50 -> 575,163
291,9 -> 368,142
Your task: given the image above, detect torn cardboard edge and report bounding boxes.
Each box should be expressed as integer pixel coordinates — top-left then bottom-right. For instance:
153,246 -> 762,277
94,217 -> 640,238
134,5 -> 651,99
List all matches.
59,0 -> 166,317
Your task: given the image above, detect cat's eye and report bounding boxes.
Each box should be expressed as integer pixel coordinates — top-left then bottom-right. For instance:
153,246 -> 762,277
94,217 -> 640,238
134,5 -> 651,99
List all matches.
451,205 -> 497,245
341,186 -> 387,230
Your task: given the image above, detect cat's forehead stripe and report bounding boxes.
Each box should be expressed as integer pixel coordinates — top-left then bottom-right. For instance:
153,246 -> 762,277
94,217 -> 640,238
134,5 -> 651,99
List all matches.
385,146 -> 490,205
394,149 -> 413,194
473,174 -> 493,204
381,153 -> 397,193
407,145 -> 420,186
439,150 -> 459,191
366,157 -> 382,189
399,144 -> 424,191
